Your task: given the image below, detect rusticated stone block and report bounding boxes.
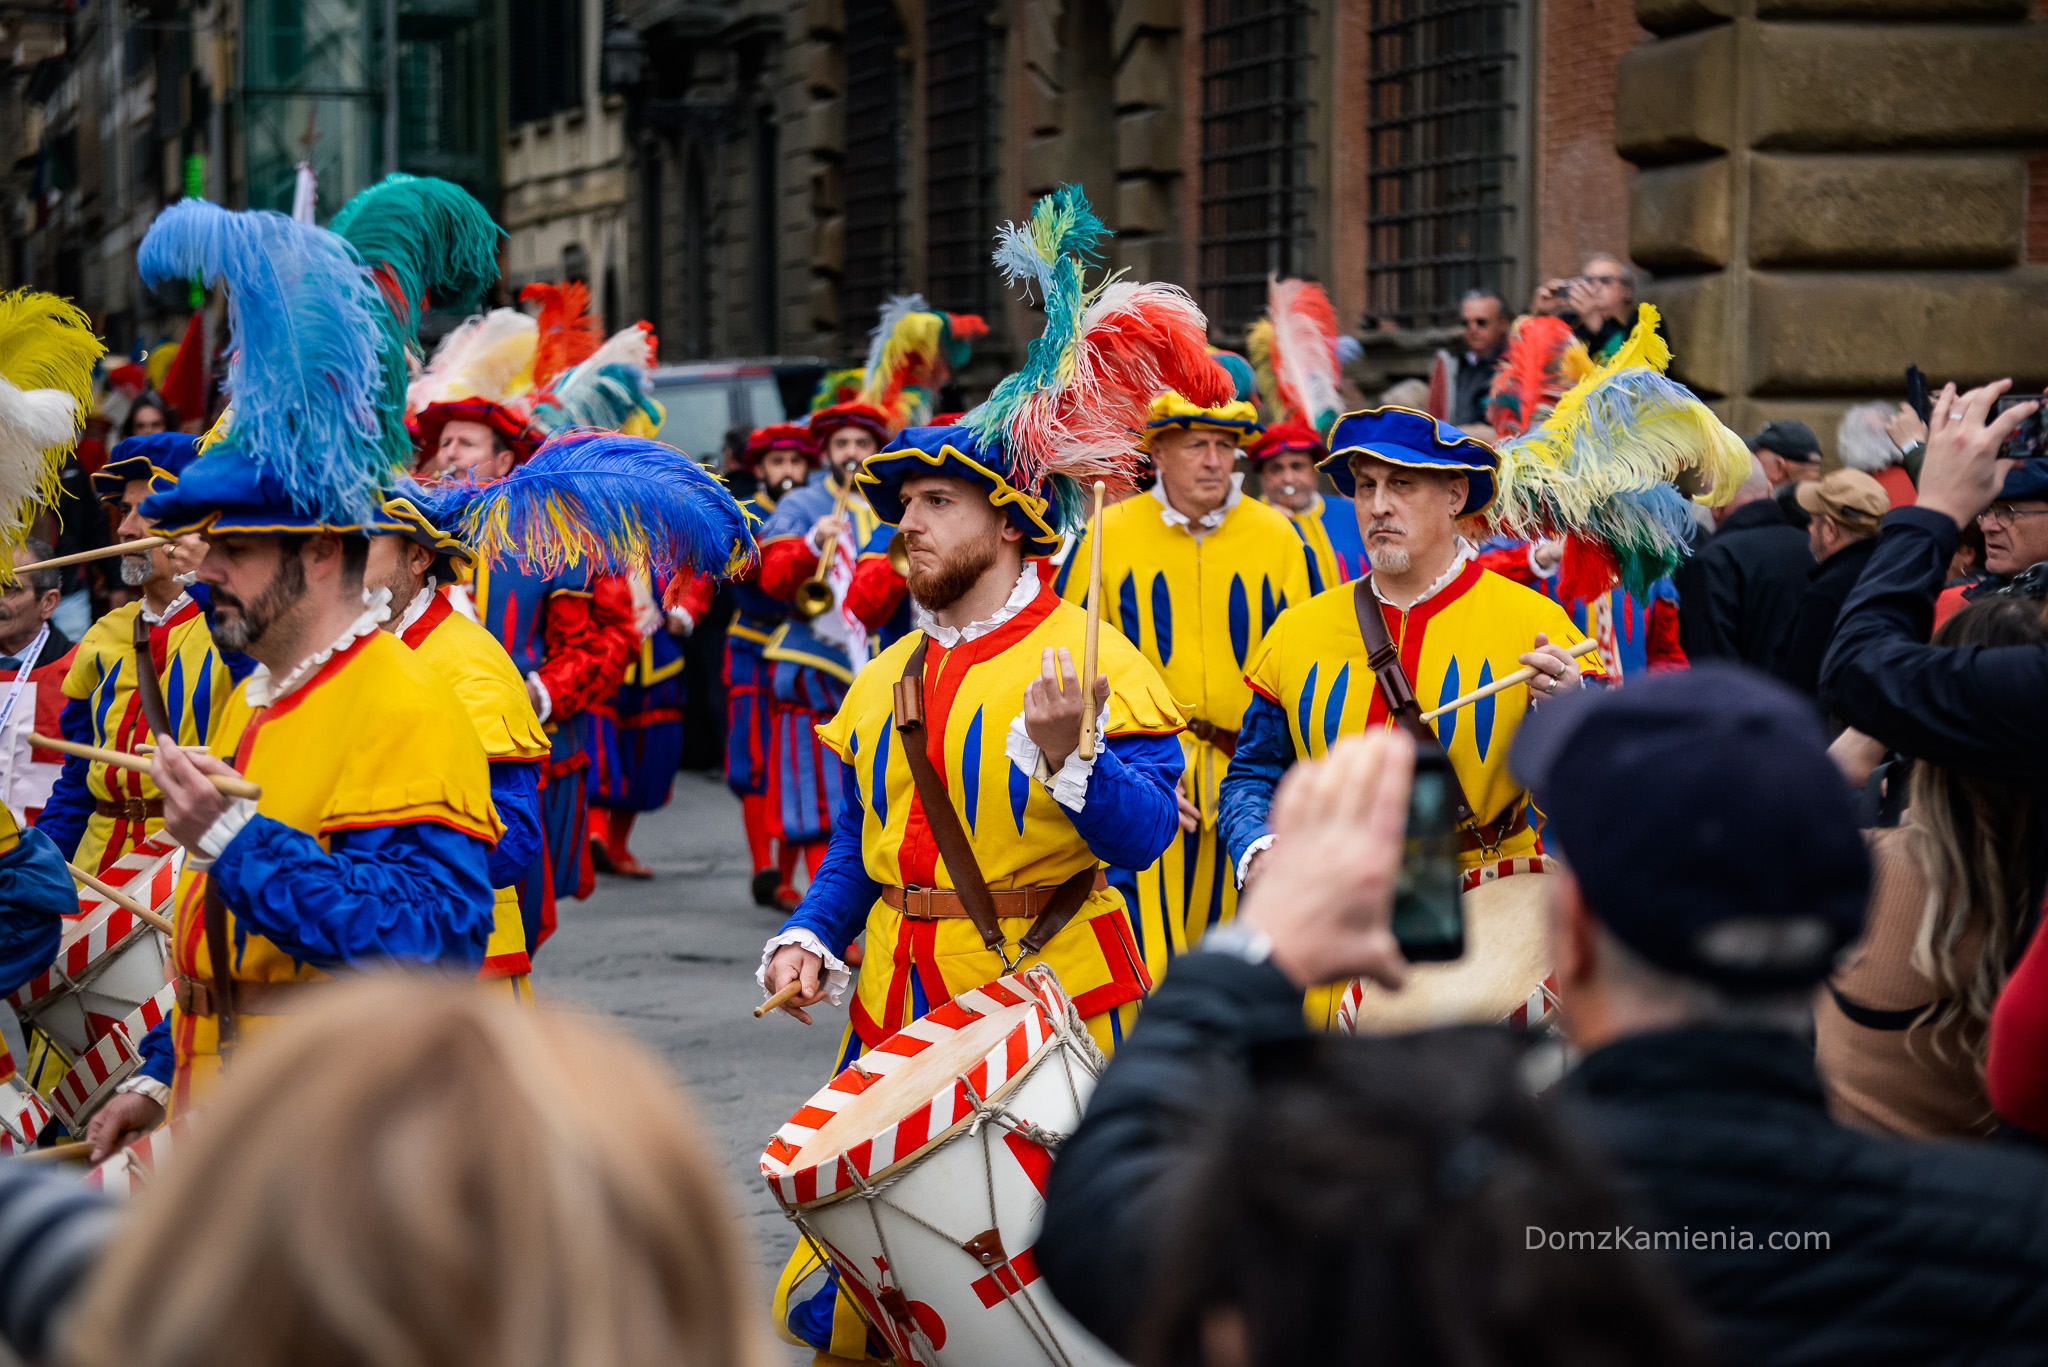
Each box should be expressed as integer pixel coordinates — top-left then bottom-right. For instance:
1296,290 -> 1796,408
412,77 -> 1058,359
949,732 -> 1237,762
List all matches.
1630,158 -> 1731,270
1750,154 -> 2023,268
1113,233 -> 1181,288
1114,32 -> 1178,111
801,0 -> 841,39
799,98 -> 842,157
1724,399 -> 1860,464
1635,0 -> 1732,36
812,216 -> 843,273
1642,272 -> 1733,397
1755,0 -> 2024,19
1118,108 -> 1179,175
808,277 -> 839,332
1114,0 -> 1182,59
1023,135 -> 1064,197
1749,271 -> 2048,394
1614,25 -> 1736,165
1752,25 -> 2048,151
1117,175 -> 1177,234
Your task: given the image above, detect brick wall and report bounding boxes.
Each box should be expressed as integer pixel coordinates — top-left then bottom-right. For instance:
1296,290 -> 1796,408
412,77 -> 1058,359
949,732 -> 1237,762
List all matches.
1534,0 -> 1649,287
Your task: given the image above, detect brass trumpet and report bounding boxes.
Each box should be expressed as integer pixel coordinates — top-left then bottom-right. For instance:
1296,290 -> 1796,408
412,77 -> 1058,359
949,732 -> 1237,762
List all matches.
886,531 -> 910,576
794,481 -> 853,621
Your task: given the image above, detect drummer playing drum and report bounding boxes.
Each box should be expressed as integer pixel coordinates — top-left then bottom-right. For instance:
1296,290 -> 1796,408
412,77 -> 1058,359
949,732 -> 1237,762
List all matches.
756,423 -> 1188,1361
1216,407 -> 1602,1029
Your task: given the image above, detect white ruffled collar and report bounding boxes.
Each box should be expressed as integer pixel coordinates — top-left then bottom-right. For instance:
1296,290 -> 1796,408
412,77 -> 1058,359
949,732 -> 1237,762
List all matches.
1152,470 -> 1245,533
139,590 -> 193,627
915,562 -> 1041,648
391,578 -> 439,636
1370,538 -> 1475,612
244,589 -> 394,707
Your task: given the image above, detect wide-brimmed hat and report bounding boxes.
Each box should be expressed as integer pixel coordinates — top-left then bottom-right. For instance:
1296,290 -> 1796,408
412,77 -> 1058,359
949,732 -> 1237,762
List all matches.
1321,406 -> 1499,516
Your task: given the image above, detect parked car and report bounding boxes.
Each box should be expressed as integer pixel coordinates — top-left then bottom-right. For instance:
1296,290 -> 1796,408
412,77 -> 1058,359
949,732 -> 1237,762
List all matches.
643,359 -> 828,463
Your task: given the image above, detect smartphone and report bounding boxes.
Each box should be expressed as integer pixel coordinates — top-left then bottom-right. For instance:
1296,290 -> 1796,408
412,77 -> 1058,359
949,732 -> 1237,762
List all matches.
1995,394 -> 2048,464
1391,746 -> 1465,962
1906,366 -> 1929,426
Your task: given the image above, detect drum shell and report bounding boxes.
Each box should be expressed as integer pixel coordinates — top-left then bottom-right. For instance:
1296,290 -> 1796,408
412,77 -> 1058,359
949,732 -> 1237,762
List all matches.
1339,860 -> 1559,1035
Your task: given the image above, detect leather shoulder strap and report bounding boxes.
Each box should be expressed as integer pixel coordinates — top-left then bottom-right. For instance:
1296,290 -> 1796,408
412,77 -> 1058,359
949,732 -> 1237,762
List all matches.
203,877 -> 238,1049
131,608 -> 173,739
1351,580 -> 1476,826
894,639 -> 1005,953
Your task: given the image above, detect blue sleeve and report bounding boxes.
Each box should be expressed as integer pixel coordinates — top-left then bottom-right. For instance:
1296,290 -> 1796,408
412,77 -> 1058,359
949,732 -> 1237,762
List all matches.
484,760 -> 543,889
34,699 -> 95,860
1217,693 -> 1296,876
136,1015 -> 174,1085
0,830 -> 77,999
1066,731 -> 1183,869
210,815 -> 495,971
1821,506 -> 2048,780
780,766 -> 880,957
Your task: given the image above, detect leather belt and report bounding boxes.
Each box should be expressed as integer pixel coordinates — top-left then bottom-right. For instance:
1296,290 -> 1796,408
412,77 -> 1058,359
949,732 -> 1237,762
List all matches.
96,798 -> 163,822
1458,804 -> 1530,858
883,872 -> 1109,921
1186,718 -> 1239,759
173,975 -> 314,1019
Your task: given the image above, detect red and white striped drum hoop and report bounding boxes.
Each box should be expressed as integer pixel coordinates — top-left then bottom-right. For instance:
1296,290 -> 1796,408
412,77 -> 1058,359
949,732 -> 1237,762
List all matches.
1336,856 -> 1561,1035
761,966 -> 1119,1367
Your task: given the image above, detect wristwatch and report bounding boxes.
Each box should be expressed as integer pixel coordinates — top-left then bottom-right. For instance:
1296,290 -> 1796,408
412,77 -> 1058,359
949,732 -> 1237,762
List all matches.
1200,923 -> 1274,966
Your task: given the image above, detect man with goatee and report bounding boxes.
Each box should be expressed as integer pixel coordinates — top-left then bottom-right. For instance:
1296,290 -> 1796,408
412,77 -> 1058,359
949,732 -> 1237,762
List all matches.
38,434 -> 246,876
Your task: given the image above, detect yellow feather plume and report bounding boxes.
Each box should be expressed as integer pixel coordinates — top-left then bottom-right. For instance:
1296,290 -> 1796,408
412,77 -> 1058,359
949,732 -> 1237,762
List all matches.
0,290 -> 106,554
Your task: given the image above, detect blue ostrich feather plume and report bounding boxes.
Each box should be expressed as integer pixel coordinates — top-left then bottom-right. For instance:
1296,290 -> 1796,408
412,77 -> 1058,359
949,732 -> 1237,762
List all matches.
435,430 -> 757,581
138,199 -> 406,526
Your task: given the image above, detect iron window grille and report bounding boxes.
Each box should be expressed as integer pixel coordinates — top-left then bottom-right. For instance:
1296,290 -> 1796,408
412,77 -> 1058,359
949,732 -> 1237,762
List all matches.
841,0 -> 905,355
1198,0 -> 1315,337
1366,0 -> 1518,329
924,0 -> 998,321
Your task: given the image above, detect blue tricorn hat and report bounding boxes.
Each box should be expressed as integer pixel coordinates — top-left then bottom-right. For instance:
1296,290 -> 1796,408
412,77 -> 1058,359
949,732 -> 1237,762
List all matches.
378,484 -> 476,575
858,424 -> 1065,558
1320,405 -> 1500,517
93,432 -> 202,503
138,446 -> 412,540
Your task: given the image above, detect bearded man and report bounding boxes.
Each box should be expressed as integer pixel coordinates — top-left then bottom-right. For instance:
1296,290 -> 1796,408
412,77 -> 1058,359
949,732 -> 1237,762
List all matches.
758,421 -> 1186,1361
39,434 -> 247,875
1216,407 -> 1599,1027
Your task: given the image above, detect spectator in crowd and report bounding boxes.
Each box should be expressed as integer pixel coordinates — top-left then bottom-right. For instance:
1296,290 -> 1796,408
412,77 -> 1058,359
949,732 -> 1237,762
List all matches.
1751,419 -> 1824,492
1531,254 -> 1641,363
1931,459 -> 2048,631
1042,736 -> 1705,1367
1516,667 -> 2048,1364
1671,454 -> 1814,667
1379,377 -> 1431,411
720,426 -> 758,500
119,392 -> 173,441
1817,596 -> 2048,1139
62,977 -> 772,1367
1838,402 -> 1916,509
1428,290 -> 1511,429
39,451 -> 106,638
1773,468 -> 1888,701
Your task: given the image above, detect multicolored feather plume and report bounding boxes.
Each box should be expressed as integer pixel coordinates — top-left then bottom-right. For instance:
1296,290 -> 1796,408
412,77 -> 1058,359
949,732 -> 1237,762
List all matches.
810,368 -> 865,413
1254,277 -> 1342,432
520,281 -> 603,392
1485,315 -> 1585,439
407,308 -> 537,415
529,324 -> 661,437
1490,304 -> 1751,598
0,290 -> 104,553
138,199 -> 404,525
435,430 -> 756,580
857,295 -> 990,430
328,173 -> 502,349
967,184 -> 1228,502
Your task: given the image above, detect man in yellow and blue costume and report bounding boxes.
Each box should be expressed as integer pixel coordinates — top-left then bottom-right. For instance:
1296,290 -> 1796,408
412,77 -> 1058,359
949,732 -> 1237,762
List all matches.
39,433 -> 251,878
1055,389 -> 1314,980
1217,407 -> 1601,1025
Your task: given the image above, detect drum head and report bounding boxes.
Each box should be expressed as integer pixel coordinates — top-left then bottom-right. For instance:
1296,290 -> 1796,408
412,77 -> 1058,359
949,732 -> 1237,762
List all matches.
1347,871 -> 1556,1033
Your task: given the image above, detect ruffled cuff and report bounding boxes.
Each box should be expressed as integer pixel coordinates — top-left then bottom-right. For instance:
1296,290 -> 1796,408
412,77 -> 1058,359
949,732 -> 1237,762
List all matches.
1004,703 -> 1112,813
757,929 -> 852,1007
184,797 -> 259,870
526,672 -> 553,724
114,1074 -> 170,1107
1235,832 -> 1275,888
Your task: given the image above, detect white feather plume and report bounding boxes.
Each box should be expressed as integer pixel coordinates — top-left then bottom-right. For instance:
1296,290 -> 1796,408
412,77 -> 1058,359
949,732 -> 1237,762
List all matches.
408,308 -> 537,413
1267,277 -> 1343,431
0,377 -> 82,516
863,294 -> 928,382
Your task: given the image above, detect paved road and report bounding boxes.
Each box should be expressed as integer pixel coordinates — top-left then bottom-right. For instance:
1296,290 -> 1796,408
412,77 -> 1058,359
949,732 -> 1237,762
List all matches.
529,771 -> 830,1363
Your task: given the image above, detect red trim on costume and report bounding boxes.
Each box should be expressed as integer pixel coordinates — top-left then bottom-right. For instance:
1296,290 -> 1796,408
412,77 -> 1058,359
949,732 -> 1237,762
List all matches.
400,591 -> 455,649
1364,560 -> 1481,729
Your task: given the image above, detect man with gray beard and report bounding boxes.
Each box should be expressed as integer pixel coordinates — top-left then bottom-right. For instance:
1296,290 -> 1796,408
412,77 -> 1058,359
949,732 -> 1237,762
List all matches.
36,435 -> 247,881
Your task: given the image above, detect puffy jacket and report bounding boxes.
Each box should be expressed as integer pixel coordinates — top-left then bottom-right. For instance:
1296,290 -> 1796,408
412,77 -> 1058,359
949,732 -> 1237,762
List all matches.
1672,499 -> 1815,670
1772,533 -> 1879,701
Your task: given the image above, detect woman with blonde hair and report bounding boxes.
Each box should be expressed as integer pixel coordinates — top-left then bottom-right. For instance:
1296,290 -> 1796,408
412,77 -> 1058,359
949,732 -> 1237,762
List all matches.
61,976 -> 773,1367
1817,595 -> 2048,1136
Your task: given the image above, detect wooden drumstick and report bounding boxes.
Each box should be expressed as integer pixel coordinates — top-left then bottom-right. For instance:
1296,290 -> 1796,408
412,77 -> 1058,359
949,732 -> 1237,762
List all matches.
30,733 -> 261,800
1078,480 -> 1106,761
755,982 -> 803,1019
13,1139 -> 96,1165
8,536 -> 166,578
67,863 -> 175,936
1418,638 -> 1601,722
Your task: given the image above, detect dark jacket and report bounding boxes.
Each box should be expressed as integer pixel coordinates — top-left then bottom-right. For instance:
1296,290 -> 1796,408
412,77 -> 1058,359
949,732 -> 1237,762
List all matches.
1773,533 -> 1879,699
1672,498 -> 1814,668
1041,951 -> 2048,1367
1821,506 -> 2048,782
1564,1028 -> 2048,1366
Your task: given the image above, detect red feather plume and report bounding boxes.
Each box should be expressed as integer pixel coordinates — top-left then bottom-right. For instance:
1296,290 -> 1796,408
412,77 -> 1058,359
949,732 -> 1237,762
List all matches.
520,281 -> 603,392
1486,315 -> 1576,439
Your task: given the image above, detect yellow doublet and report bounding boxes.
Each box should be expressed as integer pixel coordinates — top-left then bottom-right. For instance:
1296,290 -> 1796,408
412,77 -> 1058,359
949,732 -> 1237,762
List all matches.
817,579 -> 1185,1057
168,630 -> 503,1111
1058,490 -> 1312,973
402,595 -> 551,982
61,598 -> 239,873
1242,563 -> 1600,1028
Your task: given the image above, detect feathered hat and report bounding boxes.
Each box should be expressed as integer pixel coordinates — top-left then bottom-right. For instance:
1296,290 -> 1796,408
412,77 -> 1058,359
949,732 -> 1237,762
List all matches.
1485,315 -> 1588,439
1207,348 -> 1257,404
1486,303 -> 1749,602
861,185 -> 1230,553
408,309 -> 541,463
378,479 -> 478,579
329,173 -> 503,357
94,432 -> 203,503
1246,276 -> 1343,434
527,322 -> 663,440
1322,407 -> 1500,516
0,290 -> 104,554
134,201 -> 415,537
427,430 -> 756,582
1138,391 -> 1264,452
813,295 -> 991,450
